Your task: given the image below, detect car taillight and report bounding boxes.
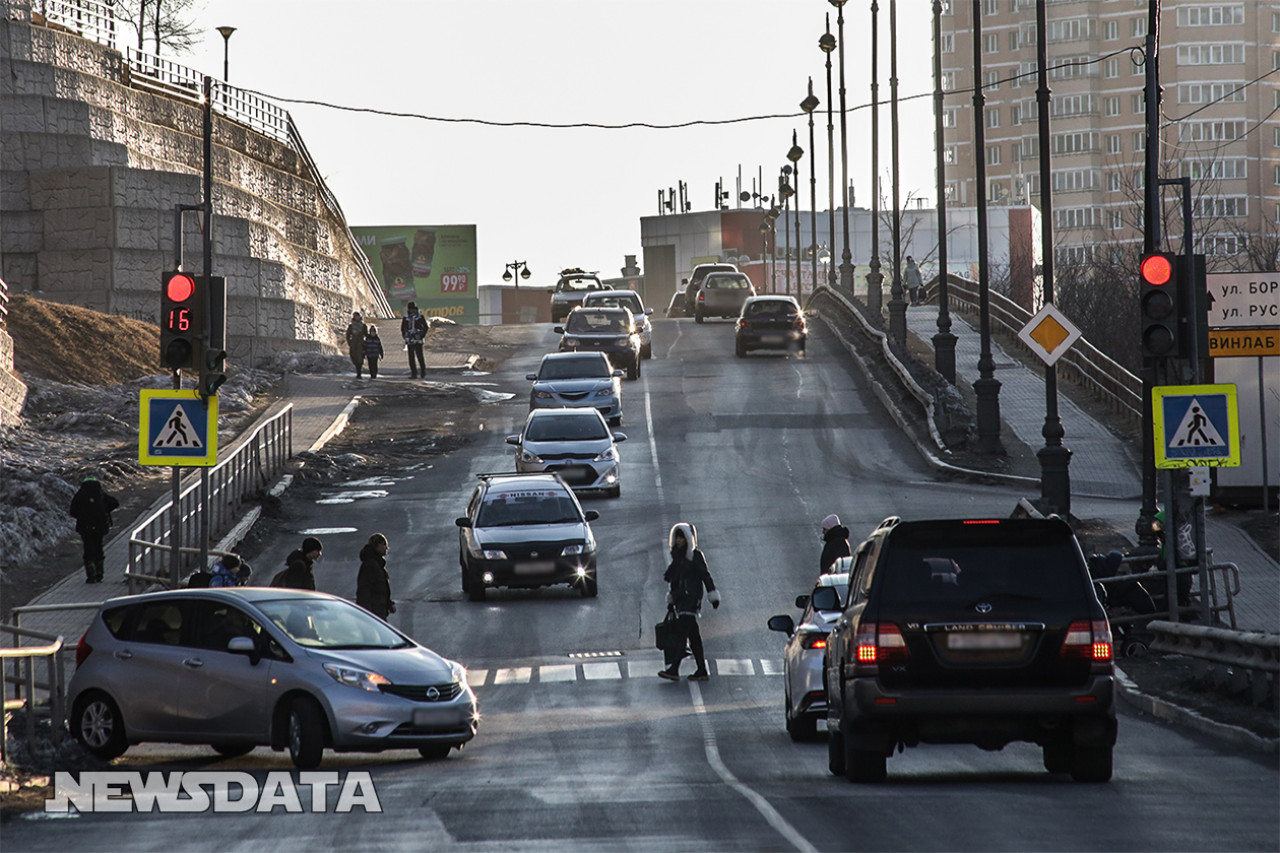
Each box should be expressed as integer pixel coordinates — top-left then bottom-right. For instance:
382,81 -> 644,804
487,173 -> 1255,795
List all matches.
854,622 -> 909,664
1061,619 -> 1112,661
698,293 -> 705,302
792,317 -> 805,329
739,319 -> 751,329
799,631 -> 828,650
75,631 -> 92,668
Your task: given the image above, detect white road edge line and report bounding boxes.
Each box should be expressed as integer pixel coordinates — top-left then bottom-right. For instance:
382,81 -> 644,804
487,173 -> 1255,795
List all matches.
690,682 -> 817,853
644,387 -> 662,494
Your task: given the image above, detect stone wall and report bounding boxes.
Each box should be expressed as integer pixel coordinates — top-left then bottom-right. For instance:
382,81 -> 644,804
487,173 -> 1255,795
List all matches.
0,6 -> 389,369
0,321 -> 28,426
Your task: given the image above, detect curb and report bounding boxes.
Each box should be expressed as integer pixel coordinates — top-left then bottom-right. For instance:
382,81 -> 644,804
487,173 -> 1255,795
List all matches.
1115,665 -> 1279,755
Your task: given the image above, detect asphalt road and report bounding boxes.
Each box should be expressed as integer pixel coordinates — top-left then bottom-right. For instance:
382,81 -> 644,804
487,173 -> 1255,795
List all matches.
9,318 -> 1277,852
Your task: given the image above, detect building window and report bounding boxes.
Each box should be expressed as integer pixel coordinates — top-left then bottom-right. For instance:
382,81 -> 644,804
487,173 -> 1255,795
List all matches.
1107,210 -> 1124,230
944,107 -> 958,128
1192,196 -> 1248,218
1048,18 -> 1096,42
985,0 -> 998,14
1177,44 -> 1247,65
1179,120 -> 1246,142
1178,5 -> 1246,27
1106,134 -> 1122,154
986,107 -> 1001,128
944,181 -> 958,201
1009,30 -> 1020,51
941,71 -> 955,91
942,33 -> 954,53
984,33 -> 1000,54
987,145 -> 1002,166
1131,93 -> 1146,114
1107,172 -> 1122,192
1178,82 -> 1247,104
1133,132 -> 1147,152
1105,96 -> 1121,117
1131,17 -> 1148,37
985,71 -> 1000,91
1052,131 -> 1097,155
944,145 -> 958,165
1103,20 -> 1119,40
989,181 -> 1005,201
1011,104 -> 1022,125
1104,58 -> 1119,78
1274,164 -> 1280,186
1202,235 -> 1248,256
1184,158 -> 1247,180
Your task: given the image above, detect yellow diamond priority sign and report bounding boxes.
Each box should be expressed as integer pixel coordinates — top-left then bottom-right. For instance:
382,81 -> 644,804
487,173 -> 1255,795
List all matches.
1017,303 -> 1082,367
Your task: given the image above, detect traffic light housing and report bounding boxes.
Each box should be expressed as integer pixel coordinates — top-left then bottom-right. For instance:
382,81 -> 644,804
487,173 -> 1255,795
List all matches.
1139,252 -> 1178,359
200,347 -> 227,398
199,276 -> 227,399
160,271 -> 203,369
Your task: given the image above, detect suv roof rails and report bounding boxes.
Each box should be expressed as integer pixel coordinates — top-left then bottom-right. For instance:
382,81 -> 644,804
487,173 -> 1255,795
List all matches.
874,516 -> 902,531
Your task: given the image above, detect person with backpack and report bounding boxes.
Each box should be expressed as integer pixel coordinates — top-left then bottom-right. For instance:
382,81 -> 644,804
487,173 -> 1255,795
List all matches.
68,476 -> 119,583
363,325 -> 384,379
356,533 -> 396,620
271,537 -> 323,589
658,522 -> 720,682
209,554 -> 252,587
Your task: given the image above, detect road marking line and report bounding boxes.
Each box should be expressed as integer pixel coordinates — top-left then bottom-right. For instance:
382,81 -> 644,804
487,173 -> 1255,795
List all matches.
538,664 -> 577,682
493,667 -> 532,684
644,388 -> 662,494
691,682 -> 818,853
582,662 -> 622,680
760,659 -> 784,675
466,669 -> 488,687
714,658 -> 757,676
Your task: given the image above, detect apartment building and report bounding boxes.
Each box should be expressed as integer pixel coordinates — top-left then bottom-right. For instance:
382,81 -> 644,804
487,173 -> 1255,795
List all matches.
940,0 -> 1280,271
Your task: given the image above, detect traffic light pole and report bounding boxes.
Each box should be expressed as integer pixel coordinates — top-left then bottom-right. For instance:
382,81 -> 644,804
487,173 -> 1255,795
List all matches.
199,75 -> 215,576
1137,0 -> 1163,551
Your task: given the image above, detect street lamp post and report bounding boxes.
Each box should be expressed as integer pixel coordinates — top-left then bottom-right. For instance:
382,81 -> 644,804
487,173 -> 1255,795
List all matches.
502,260 -> 532,290
781,166 -> 794,296
820,17 -> 838,290
830,0 -> 854,295
787,133 -> 805,297
931,0 -> 957,383
866,1 -> 883,316
887,0 -> 908,344
216,26 -> 236,82
765,206 -> 780,292
801,84 -> 820,293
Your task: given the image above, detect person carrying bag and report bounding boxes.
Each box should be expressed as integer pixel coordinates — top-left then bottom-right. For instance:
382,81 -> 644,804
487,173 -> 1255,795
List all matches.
657,522 -> 720,682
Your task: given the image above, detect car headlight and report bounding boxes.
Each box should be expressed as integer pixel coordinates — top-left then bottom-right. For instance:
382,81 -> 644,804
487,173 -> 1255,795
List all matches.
519,449 -> 543,464
562,544 -> 590,556
533,390 -> 554,399
593,388 -> 614,398
563,337 -> 580,347
592,446 -> 617,463
323,663 -> 391,693
469,541 -> 508,559
615,337 -> 632,347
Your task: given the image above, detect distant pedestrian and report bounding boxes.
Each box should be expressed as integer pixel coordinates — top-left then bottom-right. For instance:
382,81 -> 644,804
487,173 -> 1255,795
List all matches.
209,554 -> 253,587
363,325 -> 384,379
69,476 -> 119,584
356,533 -> 396,620
658,522 -> 720,682
271,537 -> 323,589
401,301 -> 429,378
345,311 -> 368,377
819,514 -> 852,574
904,256 -> 923,306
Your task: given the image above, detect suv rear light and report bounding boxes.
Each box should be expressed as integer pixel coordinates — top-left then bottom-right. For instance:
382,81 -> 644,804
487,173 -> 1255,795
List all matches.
1061,619 -> 1112,662
855,622 -> 909,664
75,631 -> 92,668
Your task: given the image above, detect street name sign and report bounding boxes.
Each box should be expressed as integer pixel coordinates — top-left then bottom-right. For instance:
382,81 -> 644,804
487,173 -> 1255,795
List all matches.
1206,273 -> 1280,330
138,389 -> 218,466
1207,328 -> 1280,358
1152,384 -> 1240,469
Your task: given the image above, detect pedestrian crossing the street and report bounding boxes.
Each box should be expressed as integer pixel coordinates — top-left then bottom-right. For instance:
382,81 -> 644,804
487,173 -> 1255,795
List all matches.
467,657 -> 784,688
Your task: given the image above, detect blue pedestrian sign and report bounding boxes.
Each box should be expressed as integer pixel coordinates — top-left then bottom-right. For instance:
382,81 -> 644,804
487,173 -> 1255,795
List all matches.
138,389 -> 218,466
1152,384 -> 1240,469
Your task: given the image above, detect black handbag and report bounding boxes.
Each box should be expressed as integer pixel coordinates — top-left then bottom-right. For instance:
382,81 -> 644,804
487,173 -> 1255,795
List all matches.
654,606 -> 682,651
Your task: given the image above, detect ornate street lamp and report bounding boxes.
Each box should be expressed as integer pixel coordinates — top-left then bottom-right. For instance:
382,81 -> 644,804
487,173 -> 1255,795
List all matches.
216,26 -> 236,82
503,260 -> 532,291
787,133 -> 805,296
931,0 -> 957,382
766,205 -> 781,293
801,85 -> 820,292
819,17 -> 838,290
866,1 -> 883,315
887,0 -> 908,344
780,166 -> 795,296
830,0 -> 854,295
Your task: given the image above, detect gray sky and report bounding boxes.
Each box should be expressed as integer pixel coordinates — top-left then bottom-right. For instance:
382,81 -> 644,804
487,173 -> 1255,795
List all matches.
188,1 -> 938,286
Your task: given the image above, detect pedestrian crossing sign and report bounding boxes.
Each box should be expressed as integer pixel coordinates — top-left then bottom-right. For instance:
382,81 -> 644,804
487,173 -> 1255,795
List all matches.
138,389 -> 218,466
1152,384 -> 1239,469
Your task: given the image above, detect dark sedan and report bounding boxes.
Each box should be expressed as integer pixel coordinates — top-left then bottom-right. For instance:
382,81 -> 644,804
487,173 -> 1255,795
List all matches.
735,295 -> 807,356
555,307 -> 643,380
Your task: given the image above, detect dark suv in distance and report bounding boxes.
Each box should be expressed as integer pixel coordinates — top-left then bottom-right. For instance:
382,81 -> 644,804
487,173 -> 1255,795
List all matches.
824,516 -> 1116,784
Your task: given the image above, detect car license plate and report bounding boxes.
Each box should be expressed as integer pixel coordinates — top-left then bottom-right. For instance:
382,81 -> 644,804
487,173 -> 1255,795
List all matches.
514,561 -> 556,575
761,334 -> 784,344
947,631 -> 1021,649
412,706 -> 453,727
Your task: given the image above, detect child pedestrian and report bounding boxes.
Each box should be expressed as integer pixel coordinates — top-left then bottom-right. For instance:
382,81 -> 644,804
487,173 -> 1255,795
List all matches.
363,324 -> 384,379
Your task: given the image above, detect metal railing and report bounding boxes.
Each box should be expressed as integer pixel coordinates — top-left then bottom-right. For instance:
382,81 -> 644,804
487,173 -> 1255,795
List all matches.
1147,619 -> 1278,708
1,627 -> 67,765
30,0 -> 115,45
127,405 -> 293,592
1095,560 -> 1240,631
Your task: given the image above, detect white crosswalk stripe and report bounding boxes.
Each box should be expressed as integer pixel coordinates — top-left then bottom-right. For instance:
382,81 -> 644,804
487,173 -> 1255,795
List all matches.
467,659 -> 782,687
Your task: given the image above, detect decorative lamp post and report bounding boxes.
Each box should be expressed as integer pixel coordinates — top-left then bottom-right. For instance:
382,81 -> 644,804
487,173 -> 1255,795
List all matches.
787,132 -> 805,297
780,166 -> 795,296
801,84 -> 820,293
502,260 -> 532,290
216,26 -> 236,82
866,1 -> 883,316
830,0 -> 854,295
819,18 -> 838,290
766,205 -> 781,293
886,0 -> 908,344
931,0 -> 957,382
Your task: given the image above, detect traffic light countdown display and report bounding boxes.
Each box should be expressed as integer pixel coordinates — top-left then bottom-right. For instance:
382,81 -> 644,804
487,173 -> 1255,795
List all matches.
160,271 -> 203,370
1139,252 -> 1178,359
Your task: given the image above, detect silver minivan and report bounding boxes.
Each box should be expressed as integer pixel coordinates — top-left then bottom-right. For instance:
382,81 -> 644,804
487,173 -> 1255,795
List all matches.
507,408 -> 627,498
67,588 -> 479,768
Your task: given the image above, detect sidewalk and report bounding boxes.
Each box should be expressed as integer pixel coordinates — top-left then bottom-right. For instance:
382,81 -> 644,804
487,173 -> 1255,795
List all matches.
906,304 -> 1278,635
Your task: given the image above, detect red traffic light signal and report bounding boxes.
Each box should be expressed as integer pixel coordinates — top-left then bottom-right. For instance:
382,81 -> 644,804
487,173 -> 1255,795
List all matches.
1139,252 -> 1178,359
1139,254 -> 1173,287
160,271 -> 203,369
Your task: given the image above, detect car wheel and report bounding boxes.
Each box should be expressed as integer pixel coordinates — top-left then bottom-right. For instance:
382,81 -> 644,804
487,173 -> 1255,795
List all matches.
287,697 -> 326,770
608,416 -> 621,427
827,728 -> 846,776
460,555 -> 470,592
845,745 -> 887,783
581,574 -> 599,598
212,743 -> 255,758
72,692 -> 128,760
606,483 -> 621,498
1042,741 -> 1071,773
735,340 -> 747,358
627,361 -> 639,381
694,311 -> 704,324
785,697 -> 818,742
468,571 -> 487,602
418,744 -> 453,761
642,343 -> 652,360
1070,744 -> 1113,783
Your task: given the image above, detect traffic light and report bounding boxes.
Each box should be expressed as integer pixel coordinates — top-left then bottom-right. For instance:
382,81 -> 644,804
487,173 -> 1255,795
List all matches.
1139,252 -> 1178,359
200,347 -> 227,398
1176,253 -> 1209,360
160,271 -> 203,369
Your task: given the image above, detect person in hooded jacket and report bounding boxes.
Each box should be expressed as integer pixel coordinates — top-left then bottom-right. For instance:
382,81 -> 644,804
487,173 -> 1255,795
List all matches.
345,311 -> 368,377
819,514 -> 852,574
69,476 -> 119,583
659,522 -> 720,682
356,533 -> 396,620
271,537 -> 323,589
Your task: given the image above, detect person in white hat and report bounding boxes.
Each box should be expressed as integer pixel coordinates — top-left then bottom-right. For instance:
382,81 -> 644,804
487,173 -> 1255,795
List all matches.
820,514 -> 852,574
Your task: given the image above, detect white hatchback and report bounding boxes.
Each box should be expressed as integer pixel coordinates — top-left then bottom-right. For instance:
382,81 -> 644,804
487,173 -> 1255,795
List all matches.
767,572 -> 850,741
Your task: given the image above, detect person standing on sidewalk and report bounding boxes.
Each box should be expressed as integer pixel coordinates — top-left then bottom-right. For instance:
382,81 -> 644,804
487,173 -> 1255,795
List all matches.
69,476 -> 119,583
401,301 -> 428,379
904,256 -> 923,306
658,522 -> 720,682
363,325 -> 384,379
345,311 -> 368,377
356,533 -> 396,620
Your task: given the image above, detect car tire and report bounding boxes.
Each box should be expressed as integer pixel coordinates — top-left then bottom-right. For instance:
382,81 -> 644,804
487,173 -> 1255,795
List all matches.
460,555 -> 470,593
72,691 -> 128,760
468,572 -> 487,602
418,744 -> 453,761
827,728 -> 846,776
694,311 -> 704,324
212,743 -> 255,758
735,340 -> 747,358
581,574 -> 599,598
627,361 -> 639,381
642,343 -> 652,360
786,702 -> 818,743
1070,744 -> 1113,783
846,745 -> 887,783
1042,741 -> 1071,773
287,697 -> 326,770
606,484 -> 621,498
609,416 -> 622,427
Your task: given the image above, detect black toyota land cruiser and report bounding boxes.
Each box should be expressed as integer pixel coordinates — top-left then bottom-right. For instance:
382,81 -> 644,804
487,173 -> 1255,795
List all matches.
824,516 -> 1116,783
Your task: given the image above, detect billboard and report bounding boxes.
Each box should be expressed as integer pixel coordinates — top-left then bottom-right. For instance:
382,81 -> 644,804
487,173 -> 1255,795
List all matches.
353,225 -> 478,323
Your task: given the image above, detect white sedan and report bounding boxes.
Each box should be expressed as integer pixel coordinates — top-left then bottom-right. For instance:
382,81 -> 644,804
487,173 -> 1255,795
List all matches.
767,571 -> 850,741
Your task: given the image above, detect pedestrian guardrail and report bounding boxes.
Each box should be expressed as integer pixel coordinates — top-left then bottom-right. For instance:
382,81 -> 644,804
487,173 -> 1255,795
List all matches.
127,404 -> 293,592
1147,619 -> 1278,707
0,626 -> 67,765
1095,561 -> 1240,631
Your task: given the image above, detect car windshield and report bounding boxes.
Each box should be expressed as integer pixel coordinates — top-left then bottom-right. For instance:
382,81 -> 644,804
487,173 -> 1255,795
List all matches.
478,492 -> 583,526
878,542 -> 1085,606
747,300 -> 797,317
566,311 -> 628,334
539,356 -> 610,380
704,275 -> 750,290
256,598 -> 413,649
585,294 -> 642,314
525,414 -> 608,442
556,277 -> 602,293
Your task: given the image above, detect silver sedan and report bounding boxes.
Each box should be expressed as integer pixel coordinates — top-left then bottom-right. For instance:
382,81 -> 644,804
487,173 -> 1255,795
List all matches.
767,572 -> 850,741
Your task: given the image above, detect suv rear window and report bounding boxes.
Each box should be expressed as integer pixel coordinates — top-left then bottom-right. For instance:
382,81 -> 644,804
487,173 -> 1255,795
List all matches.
703,274 -> 750,289
876,523 -> 1087,607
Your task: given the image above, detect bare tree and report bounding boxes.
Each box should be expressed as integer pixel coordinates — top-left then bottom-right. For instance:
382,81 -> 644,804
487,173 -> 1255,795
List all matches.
119,0 -> 201,56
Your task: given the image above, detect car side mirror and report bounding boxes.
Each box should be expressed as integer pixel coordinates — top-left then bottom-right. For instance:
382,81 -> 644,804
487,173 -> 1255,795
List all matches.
505,435 -> 521,446
767,614 -> 795,636
455,517 -> 472,528
583,510 -> 600,522
811,587 -> 841,611
227,636 -> 261,665
526,373 -> 537,381
553,326 -> 565,334
612,432 -> 627,443
644,308 -> 654,315
794,594 -> 810,610
612,370 -> 624,377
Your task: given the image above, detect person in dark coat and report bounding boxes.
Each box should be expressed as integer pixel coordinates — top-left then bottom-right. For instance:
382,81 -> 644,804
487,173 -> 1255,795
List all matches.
904,255 -> 924,305
69,476 -> 119,583
355,533 -> 396,620
271,537 -> 323,589
363,325 -> 384,379
820,514 -> 852,574
401,302 -> 429,378
659,522 -> 720,682
345,311 -> 368,377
